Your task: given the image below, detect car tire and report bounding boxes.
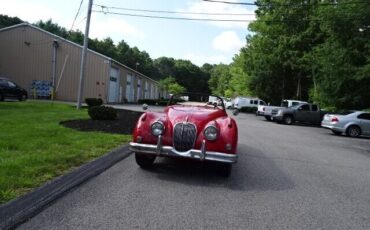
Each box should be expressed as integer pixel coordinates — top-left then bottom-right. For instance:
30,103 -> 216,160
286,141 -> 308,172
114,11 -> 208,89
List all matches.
332,130 -> 342,136
264,115 -> 272,121
218,163 -> 232,177
0,93 -> 4,101
346,125 -> 361,138
18,94 -> 27,101
135,152 -> 156,168
283,115 -> 293,125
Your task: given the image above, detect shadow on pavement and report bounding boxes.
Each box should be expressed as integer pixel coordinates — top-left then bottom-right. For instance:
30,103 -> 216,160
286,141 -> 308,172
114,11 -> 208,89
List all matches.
140,144 -> 295,192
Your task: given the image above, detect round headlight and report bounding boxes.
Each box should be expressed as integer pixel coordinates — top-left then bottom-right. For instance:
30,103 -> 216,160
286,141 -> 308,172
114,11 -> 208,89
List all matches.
204,125 -> 218,141
151,121 -> 165,136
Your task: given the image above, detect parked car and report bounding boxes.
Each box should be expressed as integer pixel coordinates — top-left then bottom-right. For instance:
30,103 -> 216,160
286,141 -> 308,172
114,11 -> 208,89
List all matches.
233,96 -> 266,110
321,111 -> 370,137
224,98 -> 233,109
129,93 -> 238,176
273,103 -> 326,125
208,96 -> 233,109
262,99 -> 307,121
0,77 -> 28,101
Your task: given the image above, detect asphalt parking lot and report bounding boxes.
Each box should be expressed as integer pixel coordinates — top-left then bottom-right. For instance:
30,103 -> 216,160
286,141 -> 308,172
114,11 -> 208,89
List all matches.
18,111 -> 370,230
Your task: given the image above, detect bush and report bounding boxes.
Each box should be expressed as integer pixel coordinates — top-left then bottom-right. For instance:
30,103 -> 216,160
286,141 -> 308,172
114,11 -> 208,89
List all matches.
239,106 -> 257,113
85,98 -> 103,107
88,106 -> 117,120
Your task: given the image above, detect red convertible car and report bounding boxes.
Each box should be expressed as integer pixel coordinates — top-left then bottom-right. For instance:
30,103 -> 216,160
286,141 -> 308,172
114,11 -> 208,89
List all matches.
129,93 -> 238,176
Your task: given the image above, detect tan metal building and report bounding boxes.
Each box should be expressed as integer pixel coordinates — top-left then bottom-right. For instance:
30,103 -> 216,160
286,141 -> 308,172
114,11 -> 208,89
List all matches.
0,23 -> 164,103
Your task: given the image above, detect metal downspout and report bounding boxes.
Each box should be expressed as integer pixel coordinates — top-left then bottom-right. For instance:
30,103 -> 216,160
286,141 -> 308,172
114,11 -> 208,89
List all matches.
52,40 -> 59,99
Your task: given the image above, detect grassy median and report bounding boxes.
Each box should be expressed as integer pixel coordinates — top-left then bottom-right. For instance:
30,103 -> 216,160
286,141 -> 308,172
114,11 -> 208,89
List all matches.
0,101 -> 131,204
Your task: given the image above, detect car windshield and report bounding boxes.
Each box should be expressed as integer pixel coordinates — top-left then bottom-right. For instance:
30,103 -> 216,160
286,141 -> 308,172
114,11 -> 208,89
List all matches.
169,93 -> 225,110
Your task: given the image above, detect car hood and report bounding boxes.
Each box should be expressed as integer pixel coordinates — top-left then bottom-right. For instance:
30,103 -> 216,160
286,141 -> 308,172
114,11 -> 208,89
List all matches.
164,105 -> 227,128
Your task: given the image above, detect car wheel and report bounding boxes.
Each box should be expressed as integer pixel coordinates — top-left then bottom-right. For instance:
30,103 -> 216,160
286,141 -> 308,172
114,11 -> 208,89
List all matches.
283,115 -> 293,125
135,152 -> 156,168
18,94 -> 27,101
217,163 -> 232,177
0,93 -> 4,101
264,115 -> 271,121
346,126 -> 361,138
332,130 -> 342,136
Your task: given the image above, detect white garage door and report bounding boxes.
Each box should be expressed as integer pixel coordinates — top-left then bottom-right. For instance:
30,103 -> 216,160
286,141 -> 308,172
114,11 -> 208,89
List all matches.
108,67 -> 119,103
125,74 -> 135,102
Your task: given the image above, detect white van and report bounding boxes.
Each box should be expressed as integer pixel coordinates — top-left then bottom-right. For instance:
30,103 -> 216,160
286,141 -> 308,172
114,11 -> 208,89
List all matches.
233,97 -> 266,109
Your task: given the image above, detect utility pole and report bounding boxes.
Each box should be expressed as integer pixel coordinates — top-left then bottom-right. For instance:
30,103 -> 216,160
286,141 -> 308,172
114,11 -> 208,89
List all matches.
77,0 -> 93,109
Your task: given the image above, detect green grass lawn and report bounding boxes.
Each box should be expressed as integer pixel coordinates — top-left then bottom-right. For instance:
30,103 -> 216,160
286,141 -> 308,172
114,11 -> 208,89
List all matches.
0,101 -> 131,204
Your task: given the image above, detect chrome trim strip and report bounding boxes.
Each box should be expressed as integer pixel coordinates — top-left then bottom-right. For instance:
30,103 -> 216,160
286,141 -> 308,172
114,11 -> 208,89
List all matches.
129,141 -> 237,164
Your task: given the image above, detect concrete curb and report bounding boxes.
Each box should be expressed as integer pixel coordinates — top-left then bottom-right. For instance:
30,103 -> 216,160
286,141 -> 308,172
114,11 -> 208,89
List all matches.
0,145 -> 132,230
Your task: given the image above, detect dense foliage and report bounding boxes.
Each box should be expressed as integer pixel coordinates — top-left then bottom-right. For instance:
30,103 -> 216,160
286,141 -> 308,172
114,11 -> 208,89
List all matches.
0,14 -> 22,29
85,98 -> 103,107
244,0 -> 370,109
206,1 -> 370,109
158,76 -> 186,95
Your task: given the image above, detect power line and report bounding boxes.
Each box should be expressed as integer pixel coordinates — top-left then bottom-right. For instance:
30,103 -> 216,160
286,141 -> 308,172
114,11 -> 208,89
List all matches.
93,4 -> 255,16
202,0 -> 370,7
92,10 -> 366,23
70,0 -> 84,31
92,10 -> 254,22
202,0 -> 255,6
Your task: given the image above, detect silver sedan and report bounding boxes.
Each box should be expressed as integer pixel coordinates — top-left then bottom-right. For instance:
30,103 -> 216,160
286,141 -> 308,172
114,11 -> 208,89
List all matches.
321,111 -> 370,137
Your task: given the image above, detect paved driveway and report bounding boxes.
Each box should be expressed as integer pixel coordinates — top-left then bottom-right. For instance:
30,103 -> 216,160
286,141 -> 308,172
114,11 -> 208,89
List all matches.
19,112 -> 370,230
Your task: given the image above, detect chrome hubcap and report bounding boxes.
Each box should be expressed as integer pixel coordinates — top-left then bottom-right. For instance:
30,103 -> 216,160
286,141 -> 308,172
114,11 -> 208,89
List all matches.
350,128 -> 359,136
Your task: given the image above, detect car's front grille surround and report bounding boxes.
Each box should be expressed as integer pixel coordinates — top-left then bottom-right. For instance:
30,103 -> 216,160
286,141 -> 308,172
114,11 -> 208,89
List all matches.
271,110 -> 278,116
173,122 -> 197,152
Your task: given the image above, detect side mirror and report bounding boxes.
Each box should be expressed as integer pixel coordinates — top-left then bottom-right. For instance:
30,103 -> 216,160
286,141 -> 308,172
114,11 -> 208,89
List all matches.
233,109 -> 239,116
142,103 -> 148,110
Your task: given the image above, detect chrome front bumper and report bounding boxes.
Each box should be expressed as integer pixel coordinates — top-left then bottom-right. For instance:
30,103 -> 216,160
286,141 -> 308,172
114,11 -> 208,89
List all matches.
129,136 -> 237,164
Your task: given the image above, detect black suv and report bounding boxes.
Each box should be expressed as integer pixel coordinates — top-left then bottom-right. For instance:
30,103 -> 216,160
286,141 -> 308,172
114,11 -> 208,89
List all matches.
0,77 -> 28,101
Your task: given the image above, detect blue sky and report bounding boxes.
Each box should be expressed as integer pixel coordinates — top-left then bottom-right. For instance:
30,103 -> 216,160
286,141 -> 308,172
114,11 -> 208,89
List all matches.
1,0 -> 256,66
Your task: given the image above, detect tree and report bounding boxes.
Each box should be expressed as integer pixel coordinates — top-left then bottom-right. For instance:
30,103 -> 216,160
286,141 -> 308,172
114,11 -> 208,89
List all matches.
208,64 -> 232,96
0,14 -> 23,28
309,1 -> 370,109
153,57 -> 176,80
168,82 -> 186,94
35,19 -> 69,38
234,0 -> 370,109
158,76 -> 185,94
229,52 -> 251,97
242,0 -> 318,104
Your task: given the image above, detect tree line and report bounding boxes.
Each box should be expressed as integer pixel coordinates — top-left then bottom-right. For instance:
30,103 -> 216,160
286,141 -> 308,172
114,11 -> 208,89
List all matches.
212,0 -> 370,109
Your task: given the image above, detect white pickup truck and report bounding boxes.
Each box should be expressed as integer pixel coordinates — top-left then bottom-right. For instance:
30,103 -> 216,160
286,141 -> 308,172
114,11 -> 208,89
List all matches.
259,99 -> 307,121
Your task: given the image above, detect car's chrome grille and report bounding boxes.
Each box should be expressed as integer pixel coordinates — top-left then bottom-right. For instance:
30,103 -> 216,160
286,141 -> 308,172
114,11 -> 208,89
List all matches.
271,110 -> 278,116
173,123 -> 197,152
